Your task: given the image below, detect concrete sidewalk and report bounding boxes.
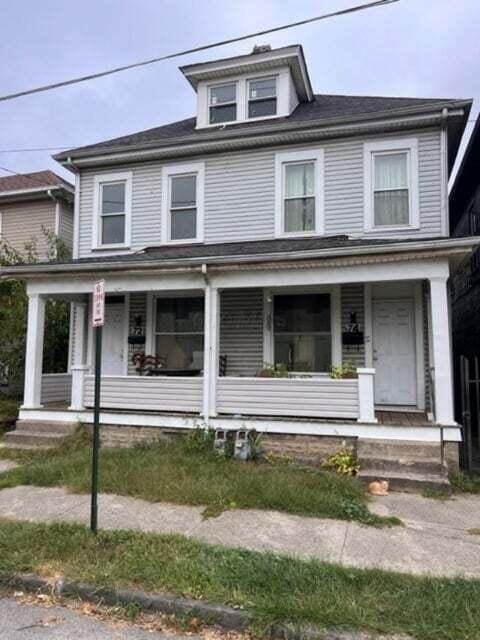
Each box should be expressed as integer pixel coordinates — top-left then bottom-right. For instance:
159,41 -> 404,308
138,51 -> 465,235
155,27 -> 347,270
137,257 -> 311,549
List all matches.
0,485 -> 479,578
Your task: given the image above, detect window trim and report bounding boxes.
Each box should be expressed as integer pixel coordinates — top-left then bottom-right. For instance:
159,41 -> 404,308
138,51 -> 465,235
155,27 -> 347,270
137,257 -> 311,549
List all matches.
364,138 -> 419,233
247,75 -> 278,119
161,162 -> 205,245
263,285 -> 342,374
152,294 -> 205,370
208,82 -> 237,125
92,171 -> 132,250
274,149 -> 324,238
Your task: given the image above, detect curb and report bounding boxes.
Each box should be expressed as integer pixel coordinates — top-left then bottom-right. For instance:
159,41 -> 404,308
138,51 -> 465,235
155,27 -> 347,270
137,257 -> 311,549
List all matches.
0,572 -> 410,640
2,572 -> 250,631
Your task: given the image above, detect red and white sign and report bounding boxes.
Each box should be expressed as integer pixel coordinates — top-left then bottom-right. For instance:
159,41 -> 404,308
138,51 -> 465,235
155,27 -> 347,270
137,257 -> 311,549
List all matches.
92,280 -> 106,327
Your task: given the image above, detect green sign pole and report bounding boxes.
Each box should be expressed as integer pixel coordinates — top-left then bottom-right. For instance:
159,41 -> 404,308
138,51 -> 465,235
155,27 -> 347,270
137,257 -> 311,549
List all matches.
90,324 -> 102,533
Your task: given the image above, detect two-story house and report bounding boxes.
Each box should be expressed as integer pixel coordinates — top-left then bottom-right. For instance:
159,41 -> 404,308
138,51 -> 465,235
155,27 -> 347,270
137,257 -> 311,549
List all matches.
0,170 -> 74,258
3,45 -> 477,485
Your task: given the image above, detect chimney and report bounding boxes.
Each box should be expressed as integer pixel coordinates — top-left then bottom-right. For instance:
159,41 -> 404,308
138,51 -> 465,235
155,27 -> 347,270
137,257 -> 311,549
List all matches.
251,44 -> 272,55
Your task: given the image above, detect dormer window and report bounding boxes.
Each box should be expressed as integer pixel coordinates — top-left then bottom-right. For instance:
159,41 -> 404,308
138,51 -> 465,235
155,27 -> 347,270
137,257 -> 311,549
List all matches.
248,77 -> 277,118
209,83 -> 237,124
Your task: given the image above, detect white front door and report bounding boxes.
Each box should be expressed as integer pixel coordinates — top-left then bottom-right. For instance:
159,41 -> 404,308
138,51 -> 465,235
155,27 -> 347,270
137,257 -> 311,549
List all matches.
373,299 -> 417,406
102,302 -> 126,375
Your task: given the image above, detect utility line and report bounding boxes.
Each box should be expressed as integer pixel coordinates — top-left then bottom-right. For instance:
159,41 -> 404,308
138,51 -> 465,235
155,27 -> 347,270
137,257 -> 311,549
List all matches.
0,0 -> 399,103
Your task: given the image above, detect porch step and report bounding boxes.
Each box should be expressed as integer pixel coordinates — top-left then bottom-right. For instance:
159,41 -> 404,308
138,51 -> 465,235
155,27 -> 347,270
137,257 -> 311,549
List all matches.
358,455 -> 445,475
14,420 -> 77,435
1,420 -> 77,450
357,469 -> 451,493
356,438 -> 451,492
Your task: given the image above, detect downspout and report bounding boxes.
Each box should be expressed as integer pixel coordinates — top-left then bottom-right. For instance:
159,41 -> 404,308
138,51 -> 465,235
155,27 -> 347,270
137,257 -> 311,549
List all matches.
201,262 -> 210,426
440,107 -> 449,237
67,156 -> 81,260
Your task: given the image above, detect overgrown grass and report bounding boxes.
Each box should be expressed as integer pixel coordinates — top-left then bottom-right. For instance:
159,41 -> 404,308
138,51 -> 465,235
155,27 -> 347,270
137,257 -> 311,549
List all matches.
0,429 -> 397,526
0,395 -> 19,435
0,519 -> 478,640
450,471 -> 480,494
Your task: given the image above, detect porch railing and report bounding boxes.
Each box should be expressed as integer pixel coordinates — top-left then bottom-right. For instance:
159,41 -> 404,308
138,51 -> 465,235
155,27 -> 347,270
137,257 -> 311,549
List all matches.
83,375 -> 203,414
41,373 -> 72,404
216,369 -> 376,422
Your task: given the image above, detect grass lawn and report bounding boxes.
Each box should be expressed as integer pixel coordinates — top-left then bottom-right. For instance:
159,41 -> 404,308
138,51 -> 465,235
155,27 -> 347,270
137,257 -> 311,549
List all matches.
0,396 -> 19,435
0,430 -> 397,526
450,471 -> 480,494
0,519 -> 478,640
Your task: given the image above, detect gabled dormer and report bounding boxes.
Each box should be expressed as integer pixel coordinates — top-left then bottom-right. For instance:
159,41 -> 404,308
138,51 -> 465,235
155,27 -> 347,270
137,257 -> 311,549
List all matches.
180,44 -> 314,129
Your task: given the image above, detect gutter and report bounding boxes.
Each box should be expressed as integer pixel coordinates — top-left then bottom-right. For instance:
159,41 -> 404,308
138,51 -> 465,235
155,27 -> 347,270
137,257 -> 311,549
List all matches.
1,236 -> 478,279
54,102 -> 470,167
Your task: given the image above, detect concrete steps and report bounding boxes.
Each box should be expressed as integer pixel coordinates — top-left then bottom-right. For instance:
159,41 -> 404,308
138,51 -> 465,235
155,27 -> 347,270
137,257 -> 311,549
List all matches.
357,438 -> 451,493
2,420 -> 76,450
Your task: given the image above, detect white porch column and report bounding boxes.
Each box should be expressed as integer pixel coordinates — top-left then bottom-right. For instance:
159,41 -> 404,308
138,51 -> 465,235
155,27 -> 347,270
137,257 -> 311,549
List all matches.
429,276 -> 455,425
203,285 -> 219,420
69,365 -> 89,410
357,368 -> 378,423
69,302 -> 88,410
71,302 -> 87,367
22,293 -> 46,409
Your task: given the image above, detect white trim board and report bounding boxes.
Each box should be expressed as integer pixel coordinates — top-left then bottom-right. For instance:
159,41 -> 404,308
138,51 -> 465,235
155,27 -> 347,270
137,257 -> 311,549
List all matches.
18,408 -> 461,442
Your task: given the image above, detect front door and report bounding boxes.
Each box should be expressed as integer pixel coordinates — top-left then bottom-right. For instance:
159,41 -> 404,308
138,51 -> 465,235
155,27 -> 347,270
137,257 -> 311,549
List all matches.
102,302 -> 126,375
373,299 -> 417,406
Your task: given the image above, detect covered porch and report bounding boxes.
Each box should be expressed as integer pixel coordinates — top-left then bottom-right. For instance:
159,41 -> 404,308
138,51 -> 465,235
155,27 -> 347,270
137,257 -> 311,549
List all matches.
19,249 -> 458,441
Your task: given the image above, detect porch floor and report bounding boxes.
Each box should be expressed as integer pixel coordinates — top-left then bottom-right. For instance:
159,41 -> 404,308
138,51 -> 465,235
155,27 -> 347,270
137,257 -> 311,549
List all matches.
39,403 -> 432,427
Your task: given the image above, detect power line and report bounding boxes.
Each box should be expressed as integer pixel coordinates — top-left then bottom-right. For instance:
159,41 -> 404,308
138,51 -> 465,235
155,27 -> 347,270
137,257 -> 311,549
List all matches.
0,0 -> 399,103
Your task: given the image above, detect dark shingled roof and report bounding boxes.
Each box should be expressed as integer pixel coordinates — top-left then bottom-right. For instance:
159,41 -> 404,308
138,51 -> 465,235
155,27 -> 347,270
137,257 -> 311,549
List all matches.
34,235 -> 444,269
0,170 -> 73,193
55,93 -> 458,160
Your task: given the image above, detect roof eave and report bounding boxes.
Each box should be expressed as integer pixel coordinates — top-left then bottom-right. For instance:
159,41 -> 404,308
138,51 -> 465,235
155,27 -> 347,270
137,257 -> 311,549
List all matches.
2,236 -> 478,279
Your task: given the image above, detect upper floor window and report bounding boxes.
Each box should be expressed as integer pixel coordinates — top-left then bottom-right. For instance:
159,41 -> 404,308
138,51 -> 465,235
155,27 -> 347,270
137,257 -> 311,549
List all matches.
248,77 -> 277,118
275,149 -> 324,238
209,83 -> 236,124
93,172 -> 132,248
364,138 -> 419,232
162,163 -> 205,244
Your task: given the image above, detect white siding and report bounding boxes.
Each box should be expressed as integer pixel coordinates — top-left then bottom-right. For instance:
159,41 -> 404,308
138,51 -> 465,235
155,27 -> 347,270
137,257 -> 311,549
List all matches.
341,284 -> 366,369
77,129 -> 444,258
84,375 -> 202,413
41,373 -> 72,404
217,377 -> 359,419
220,289 -> 264,376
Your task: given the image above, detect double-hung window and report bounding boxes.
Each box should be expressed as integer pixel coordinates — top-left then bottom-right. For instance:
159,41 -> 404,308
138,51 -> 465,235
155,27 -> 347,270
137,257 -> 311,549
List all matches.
155,297 -> 204,371
209,83 -> 237,124
93,172 -> 132,248
248,77 -> 277,118
275,150 -> 324,237
273,293 -> 331,372
364,138 -> 419,231
162,163 -> 205,244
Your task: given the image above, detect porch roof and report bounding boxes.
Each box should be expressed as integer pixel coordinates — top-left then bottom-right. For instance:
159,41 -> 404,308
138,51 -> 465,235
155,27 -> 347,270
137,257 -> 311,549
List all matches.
1,235 -> 478,278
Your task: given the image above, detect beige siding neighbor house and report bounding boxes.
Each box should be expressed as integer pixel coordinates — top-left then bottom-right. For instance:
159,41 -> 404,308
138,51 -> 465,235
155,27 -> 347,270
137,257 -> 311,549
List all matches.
4,45 -> 479,487
0,170 -> 74,258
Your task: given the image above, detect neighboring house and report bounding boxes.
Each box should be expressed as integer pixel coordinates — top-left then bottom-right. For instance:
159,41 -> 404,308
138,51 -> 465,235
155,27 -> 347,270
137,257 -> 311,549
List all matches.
449,114 -> 480,468
3,45 -> 478,484
0,170 -> 74,258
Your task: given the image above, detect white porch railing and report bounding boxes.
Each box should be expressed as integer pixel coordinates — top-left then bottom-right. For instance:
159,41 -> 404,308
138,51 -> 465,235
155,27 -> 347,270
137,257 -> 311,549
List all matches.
83,375 -> 203,414
41,373 -> 72,404
216,376 -> 360,420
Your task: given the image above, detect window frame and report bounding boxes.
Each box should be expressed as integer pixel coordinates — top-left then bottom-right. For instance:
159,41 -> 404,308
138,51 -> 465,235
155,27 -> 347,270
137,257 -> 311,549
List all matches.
364,138 -> 419,233
92,171 -> 132,250
152,294 -> 205,371
247,75 -> 277,119
161,162 -> 205,245
208,82 -> 237,125
263,286 -> 342,375
274,149 -> 324,238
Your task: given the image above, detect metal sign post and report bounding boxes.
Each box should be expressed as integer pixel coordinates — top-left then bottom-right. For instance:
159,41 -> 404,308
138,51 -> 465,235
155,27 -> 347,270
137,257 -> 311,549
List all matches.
91,279 -> 105,534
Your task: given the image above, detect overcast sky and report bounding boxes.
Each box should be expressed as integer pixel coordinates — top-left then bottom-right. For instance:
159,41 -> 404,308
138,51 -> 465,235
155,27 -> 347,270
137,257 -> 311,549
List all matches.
1,0 -> 479,185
